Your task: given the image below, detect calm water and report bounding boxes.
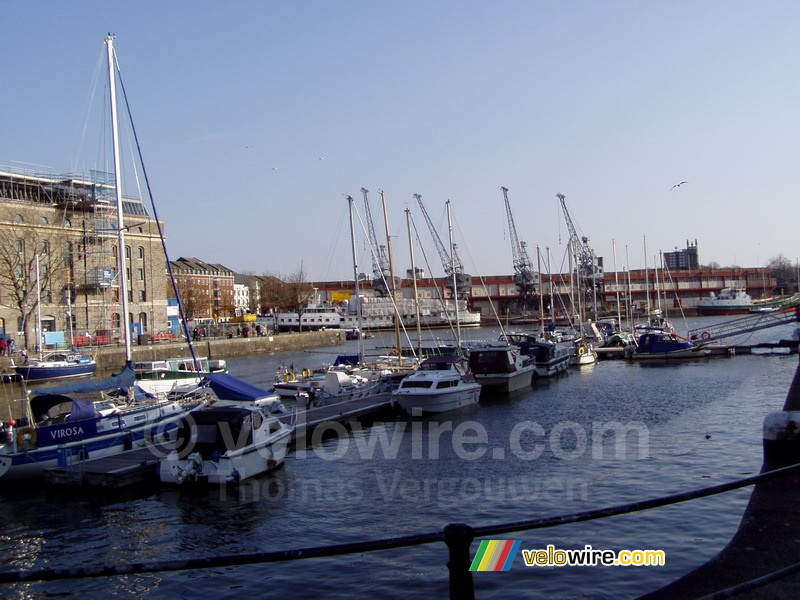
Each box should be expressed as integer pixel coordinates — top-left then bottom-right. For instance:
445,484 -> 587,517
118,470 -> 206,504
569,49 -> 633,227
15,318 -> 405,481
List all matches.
1,318 -> 798,599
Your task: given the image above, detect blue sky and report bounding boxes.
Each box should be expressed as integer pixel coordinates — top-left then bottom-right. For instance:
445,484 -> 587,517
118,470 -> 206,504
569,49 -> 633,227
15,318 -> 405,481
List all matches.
2,2 -> 799,281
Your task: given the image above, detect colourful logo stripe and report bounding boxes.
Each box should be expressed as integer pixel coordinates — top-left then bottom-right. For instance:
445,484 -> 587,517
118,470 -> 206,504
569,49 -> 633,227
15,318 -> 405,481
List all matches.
500,540 -> 521,571
491,540 -> 514,571
469,540 -> 490,571
469,540 -> 521,571
478,540 -> 499,572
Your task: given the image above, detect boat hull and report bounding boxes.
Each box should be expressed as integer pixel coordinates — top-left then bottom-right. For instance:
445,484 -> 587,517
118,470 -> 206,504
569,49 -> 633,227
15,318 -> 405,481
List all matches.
0,403 -> 190,481
394,384 -> 481,415
160,428 -> 292,485
16,362 -> 96,381
474,366 -> 535,393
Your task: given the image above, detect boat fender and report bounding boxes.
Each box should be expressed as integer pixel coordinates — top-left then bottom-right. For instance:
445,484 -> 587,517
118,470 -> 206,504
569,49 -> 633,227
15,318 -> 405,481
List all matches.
16,427 -> 36,448
284,372 -> 296,382
578,346 -> 585,356
701,331 -> 711,341
301,368 -> 311,378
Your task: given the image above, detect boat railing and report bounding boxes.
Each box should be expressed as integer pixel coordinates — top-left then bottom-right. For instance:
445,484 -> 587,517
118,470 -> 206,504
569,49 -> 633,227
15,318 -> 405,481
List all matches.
5,461 -> 800,596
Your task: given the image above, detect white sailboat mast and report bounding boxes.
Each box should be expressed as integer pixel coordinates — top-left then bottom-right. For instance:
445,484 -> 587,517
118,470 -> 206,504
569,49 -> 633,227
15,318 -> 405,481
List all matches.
446,200 -> 461,348
106,35 -> 132,361
35,254 -> 42,359
347,196 -> 364,361
405,208 -> 422,356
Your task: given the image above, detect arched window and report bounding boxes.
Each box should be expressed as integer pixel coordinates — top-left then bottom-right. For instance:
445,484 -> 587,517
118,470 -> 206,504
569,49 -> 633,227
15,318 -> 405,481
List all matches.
13,239 -> 23,253
63,218 -> 72,228
38,241 -> 48,255
138,247 -> 145,260
139,312 -> 148,332
12,214 -> 23,223
39,216 -> 48,225
125,246 -> 131,259
112,245 -> 118,259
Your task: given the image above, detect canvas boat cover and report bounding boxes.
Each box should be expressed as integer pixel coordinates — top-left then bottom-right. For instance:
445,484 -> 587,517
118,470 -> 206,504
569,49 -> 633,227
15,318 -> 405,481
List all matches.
207,373 -> 271,403
29,362 -> 136,397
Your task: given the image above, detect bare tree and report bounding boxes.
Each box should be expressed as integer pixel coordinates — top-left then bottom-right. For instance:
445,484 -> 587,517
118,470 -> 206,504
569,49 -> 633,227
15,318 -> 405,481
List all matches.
0,228 -> 64,350
258,268 -> 315,331
768,254 -> 796,294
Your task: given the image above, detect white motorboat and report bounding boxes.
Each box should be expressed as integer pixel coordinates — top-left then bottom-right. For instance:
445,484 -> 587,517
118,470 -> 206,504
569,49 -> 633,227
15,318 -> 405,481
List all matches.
505,332 -> 570,378
134,357 -> 227,397
159,373 -> 294,485
569,339 -> 598,366
466,343 -> 535,393
393,355 -> 480,415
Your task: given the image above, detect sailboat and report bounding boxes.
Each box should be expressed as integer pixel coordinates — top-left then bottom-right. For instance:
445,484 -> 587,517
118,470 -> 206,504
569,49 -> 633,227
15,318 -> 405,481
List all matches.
393,201 -> 480,413
0,35 -> 201,481
12,255 -> 97,382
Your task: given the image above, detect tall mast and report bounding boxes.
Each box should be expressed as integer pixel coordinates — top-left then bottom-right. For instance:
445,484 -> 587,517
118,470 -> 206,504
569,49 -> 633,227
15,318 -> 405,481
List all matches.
405,208 -> 422,356
446,200 -> 461,348
35,254 -> 42,360
347,196 -> 364,361
106,34 -> 132,361
613,239 -> 622,331
380,191 -> 402,367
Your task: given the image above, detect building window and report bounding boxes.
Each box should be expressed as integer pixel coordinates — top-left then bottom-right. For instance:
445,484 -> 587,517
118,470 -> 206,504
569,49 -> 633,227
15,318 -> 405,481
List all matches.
138,268 -> 144,281
63,218 -> 72,228
112,313 -> 121,329
139,290 -> 146,302
12,214 -> 23,223
139,312 -> 148,332
138,247 -> 145,259
125,246 -> 131,259
39,216 -> 48,225
13,239 -> 23,254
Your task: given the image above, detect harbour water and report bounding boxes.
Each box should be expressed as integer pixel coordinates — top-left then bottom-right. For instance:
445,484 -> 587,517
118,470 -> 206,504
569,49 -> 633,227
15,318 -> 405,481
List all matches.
1,317 -> 798,599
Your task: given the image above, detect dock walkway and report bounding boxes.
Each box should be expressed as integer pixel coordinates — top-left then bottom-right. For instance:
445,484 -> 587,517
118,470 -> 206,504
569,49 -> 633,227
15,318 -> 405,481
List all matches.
44,443 -> 168,488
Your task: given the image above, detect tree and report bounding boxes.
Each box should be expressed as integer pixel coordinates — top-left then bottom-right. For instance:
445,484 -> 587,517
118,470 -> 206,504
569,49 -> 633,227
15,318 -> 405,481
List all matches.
172,274 -> 210,321
768,254 -> 796,294
258,268 -> 315,331
0,228 -> 63,351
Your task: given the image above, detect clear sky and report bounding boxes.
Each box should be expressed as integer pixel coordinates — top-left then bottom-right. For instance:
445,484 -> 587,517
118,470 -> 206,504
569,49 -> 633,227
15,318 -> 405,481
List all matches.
2,2 -> 799,282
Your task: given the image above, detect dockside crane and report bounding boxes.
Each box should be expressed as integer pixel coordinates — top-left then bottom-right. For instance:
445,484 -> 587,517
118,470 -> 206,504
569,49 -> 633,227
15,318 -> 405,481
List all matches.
501,186 -> 539,310
361,187 -> 393,297
413,194 -> 471,299
557,193 -> 604,320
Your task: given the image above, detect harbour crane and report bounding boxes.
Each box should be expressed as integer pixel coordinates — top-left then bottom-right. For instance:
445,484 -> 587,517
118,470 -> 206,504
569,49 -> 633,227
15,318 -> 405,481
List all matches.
501,186 -> 539,310
557,193 -> 604,320
413,194 -> 471,299
361,187 -> 393,297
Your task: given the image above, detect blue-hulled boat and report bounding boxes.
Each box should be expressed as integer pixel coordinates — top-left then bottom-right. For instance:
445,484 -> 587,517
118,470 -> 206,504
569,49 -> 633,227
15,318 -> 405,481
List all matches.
14,352 -> 97,382
628,333 -> 710,360
0,363 -> 198,481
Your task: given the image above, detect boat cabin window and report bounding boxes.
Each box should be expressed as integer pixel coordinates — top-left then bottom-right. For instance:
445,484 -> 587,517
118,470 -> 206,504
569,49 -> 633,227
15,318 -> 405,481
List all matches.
434,380 -> 458,389
400,380 -> 434,389
252,411 -> 263,430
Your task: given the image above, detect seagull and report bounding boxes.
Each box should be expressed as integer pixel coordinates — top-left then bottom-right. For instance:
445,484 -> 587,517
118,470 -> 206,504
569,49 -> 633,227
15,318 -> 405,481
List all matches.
670,181 -> 688,190
319,157 -> 325,161
271,167 -> 278,171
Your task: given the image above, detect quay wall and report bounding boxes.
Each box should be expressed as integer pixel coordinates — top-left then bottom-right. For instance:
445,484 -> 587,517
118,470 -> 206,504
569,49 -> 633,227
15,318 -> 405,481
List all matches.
0,331 -> 345,373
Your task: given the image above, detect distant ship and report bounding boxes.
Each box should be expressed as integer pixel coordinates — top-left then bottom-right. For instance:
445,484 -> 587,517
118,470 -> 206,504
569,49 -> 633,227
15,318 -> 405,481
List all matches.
696,288 -> 800,316
274,294 -> 481,332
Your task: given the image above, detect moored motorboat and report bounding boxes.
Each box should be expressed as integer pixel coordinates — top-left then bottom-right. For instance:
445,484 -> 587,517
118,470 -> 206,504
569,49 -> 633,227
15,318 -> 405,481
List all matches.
467,343 -> 535,392
505,332 -> 570,378
159,373 -> 294,485
393,355 -> 480,415
627,333 -> 710,360
134,357 -> 227,398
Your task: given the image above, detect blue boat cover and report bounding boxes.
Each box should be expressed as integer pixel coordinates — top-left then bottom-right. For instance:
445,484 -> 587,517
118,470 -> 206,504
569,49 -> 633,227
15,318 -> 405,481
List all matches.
207,373 -> 271,402
30,362 -> 136,396
334,354 -> 360,366
70,398 -> 98,420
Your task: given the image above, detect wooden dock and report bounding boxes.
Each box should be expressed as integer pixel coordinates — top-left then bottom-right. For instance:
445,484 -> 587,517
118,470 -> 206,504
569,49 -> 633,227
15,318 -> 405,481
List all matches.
284,392 -> 395,440
44,444 -> 167,488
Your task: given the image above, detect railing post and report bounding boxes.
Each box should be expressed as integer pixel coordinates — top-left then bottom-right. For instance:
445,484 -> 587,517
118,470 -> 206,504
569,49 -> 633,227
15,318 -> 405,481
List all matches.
444,523 -> 475,600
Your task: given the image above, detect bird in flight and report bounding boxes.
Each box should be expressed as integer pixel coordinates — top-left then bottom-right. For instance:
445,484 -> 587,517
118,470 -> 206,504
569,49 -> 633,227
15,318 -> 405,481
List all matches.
271,167 -> 278,171
670,181 -> 688,190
